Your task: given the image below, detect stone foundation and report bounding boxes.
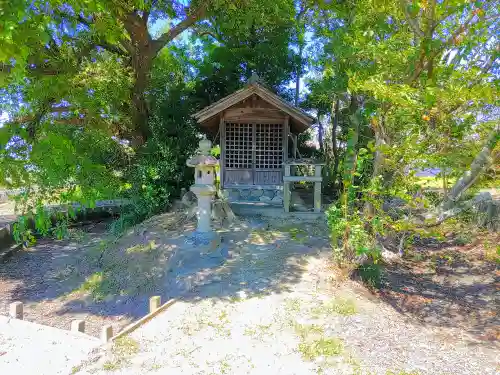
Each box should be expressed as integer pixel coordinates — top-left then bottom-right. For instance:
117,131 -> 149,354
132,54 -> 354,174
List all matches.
222,188 -> 283,205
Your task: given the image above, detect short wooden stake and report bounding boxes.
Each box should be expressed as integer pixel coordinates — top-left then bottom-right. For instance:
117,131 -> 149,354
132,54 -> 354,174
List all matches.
149,296 -> 161,313
9,301 -> 23,320
101,325 -> 113,343
71,320 -> 85,333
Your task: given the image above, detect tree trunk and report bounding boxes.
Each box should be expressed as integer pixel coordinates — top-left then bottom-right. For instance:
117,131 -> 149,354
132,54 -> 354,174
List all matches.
441,125 -> 499,210
294,2 -> 306,107
442,168 -> 448,199
130,53 -> 154,146
343,96 -> 360,187
365,114 -> 387,216
318,115 -> 324,152
121,12 -> 156,146
120,7 -> 207,146
331,98 -> 340,189
295,43 -> 304,107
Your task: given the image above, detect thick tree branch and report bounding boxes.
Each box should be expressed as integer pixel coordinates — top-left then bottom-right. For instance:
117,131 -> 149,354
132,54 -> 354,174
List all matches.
26,98 -> 56,139
407,12 -> 480,83
193,25 -> 222,42
152,4 -> 208,55
94,40 -> 129,56
441,125 -> 499,210
480,43 -> 499,74
399,0 -> 424,38
196,30 -> 219,40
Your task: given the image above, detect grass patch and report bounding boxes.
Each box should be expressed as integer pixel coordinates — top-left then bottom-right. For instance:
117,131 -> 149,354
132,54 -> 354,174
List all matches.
287,227 -> 308,243
298,337 -> 344,360
203,309 -> 231,337
125,240 -> 157,254
285,297 -> 302,313
274,224 -> 308,242
312,297 -> 357,317
243,326 -> 257,336
102,360 -> 122,371
181,320 -> 204,336
386,371 -> 421,375
72,234 -> 166,302
76,272 -> 106,299
101,336 -> 140,372
73,271 -> 125,301
148,363 -> 162,371
408,251 -> 425,262
228,295 -> 243,303
243,323 -> 274,339
113,336 -> 140,357
249,230 -> 282,244
484,243 -> 500,264
455,233 -> 473,246
294,323 -> 324,339
330,297 -> 357,315
69,228 -> 91,243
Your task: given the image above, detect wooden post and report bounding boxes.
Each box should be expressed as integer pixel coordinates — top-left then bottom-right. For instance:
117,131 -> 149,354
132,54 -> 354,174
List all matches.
71,320 -> 85,333
252,121 -> 256,184
101,325 -> 113,343
219,114 -> 225,188
292,134 -> 298,159
284,164 -> 291,213
283,116 -> 289,163
149,296 -> 161,313
9,301 -> 23,319
314,165 -> 322,213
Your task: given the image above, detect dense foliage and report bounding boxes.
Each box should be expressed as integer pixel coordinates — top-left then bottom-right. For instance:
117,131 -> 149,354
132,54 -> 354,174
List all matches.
0,0 -> 498,253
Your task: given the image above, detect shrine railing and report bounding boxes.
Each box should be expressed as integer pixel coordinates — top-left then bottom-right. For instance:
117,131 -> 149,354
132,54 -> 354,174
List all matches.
283,159 -> 325,213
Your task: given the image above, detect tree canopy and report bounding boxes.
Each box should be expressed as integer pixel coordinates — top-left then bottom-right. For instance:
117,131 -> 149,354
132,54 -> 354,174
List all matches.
0,0 -> 498,246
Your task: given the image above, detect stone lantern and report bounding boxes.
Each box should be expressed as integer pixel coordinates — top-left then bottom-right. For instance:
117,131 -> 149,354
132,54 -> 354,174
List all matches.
186,136 -> 218,233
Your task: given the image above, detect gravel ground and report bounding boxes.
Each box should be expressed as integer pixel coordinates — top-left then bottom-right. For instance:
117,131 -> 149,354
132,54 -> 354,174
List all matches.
0,315 -> 100,375
0,214 -> 194,338
0,222 -> 129,338
76,217 -> 499,375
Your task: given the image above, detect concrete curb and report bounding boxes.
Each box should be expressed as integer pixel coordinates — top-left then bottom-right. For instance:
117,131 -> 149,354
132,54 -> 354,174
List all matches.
110,298 -> 177,342
0,311 -> 100,343
0,224 -> 18,260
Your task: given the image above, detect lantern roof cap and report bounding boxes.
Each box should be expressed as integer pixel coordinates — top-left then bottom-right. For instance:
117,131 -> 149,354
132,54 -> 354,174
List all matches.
186,154 -> 219,167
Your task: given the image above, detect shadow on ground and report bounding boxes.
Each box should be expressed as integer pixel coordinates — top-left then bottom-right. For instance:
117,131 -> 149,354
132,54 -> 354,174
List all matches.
0,212 -> 331,336
378,234 -> 499,345
3,208 -> 497,346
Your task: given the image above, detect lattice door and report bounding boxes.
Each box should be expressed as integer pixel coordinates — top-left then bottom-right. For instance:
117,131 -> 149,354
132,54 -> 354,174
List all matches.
224,123 -> 253,185
255,123 -> 283,169
224,122 -> 283,186
225,123 -> 252,169
254,123 -> 283,185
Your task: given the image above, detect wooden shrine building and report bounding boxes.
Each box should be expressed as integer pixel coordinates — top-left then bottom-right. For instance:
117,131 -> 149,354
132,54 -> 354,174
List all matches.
193,76 -> 325,214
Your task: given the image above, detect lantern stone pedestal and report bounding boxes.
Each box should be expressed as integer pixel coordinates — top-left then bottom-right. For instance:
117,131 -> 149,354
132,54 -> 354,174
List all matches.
166,137 -> 228,295
183,136 -> 225,259
190,184 -> 216,233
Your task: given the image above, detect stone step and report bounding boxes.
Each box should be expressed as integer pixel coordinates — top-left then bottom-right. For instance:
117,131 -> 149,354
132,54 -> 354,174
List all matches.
0,315 -> 101,375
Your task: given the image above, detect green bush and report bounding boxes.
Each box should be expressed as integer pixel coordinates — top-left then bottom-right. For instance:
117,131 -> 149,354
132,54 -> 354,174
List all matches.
357,263 -> 382,289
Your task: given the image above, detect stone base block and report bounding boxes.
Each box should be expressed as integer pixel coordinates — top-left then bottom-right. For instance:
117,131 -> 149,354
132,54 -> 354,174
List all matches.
224,188 -> 283,205
185,231 -> 222,254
